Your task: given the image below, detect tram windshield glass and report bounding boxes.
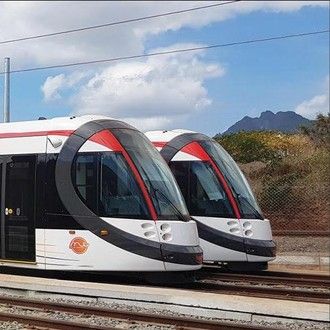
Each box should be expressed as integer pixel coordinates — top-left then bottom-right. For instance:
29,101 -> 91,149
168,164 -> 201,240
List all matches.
114,129 -> 190,220
170,161 -> 235,218
200,140 -> 263,219
73,152 -> 150,219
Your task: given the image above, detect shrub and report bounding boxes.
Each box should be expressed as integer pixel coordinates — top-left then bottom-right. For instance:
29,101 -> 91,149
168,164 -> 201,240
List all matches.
216,130 -> 329,231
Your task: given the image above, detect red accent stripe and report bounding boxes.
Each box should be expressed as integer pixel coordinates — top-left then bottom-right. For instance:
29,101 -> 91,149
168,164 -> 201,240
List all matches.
103,131 -> 158,221
181,142 -> 209,161
0,130 -> 73,139
181,141 -> 241,219
89,130 -> 122,152
0,129 -> 121,152
208,156 -> 241,219
152,141 -> 167,148
47,130 -> 74,136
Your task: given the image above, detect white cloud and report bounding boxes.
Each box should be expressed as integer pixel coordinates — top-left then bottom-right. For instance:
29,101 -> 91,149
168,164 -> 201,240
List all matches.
0,1 -> 327,68
134,1 -> 329,37
295,76 -> 329,119
41,71 -> 91,101
42,44 -> 224,130
41,74 -> 66,101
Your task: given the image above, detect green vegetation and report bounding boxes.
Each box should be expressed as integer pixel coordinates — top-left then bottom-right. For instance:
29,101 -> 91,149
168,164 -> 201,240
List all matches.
215,113 -> 330,232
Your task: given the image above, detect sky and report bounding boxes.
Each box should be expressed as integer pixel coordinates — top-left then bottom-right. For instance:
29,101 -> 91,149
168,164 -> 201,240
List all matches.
0,1 -> 329,135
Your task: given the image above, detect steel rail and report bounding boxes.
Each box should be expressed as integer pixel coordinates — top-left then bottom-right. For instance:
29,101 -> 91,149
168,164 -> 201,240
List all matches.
202,267 -> 330,281
0,311 -> 114,330
0,296 -> 280,330
198,271 -> 330,288
256,271 -> 330,281
185,280 -> 330,304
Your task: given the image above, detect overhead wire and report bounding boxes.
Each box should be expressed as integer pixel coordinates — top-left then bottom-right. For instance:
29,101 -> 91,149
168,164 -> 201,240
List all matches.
1,29 -> 328,75
0,1 -> 239,45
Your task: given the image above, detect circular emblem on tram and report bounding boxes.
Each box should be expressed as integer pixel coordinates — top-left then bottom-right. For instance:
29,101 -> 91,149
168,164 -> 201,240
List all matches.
69,237 -> 89,254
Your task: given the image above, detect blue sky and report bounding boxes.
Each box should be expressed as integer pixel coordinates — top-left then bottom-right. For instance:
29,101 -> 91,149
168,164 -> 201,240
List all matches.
0,1 -> 329,135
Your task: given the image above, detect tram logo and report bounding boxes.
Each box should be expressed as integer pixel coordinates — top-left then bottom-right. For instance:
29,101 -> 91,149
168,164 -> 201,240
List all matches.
69,237 -> 89,254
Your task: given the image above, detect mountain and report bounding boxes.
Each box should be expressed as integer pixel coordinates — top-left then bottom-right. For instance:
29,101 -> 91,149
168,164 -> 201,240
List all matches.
223,111 -> 311,135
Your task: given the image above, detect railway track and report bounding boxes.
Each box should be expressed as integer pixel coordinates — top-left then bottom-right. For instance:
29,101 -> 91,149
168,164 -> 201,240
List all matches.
250,270 -> 330,281
202,266 -> 330,279
192,269 -> 330,304
200,269 -> 330,288
0,296 -> 279,330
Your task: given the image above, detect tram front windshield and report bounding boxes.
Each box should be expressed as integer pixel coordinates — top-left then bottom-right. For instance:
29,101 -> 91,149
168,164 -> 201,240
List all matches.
113,129 -> 190,220
200,140 -> 264,219
170,161 -> 235,218
74,152 -> 150,219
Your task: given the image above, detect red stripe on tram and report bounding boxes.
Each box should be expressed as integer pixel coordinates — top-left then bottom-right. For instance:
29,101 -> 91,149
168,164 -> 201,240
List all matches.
152,141 -> 167,148
0,130 -> 74,139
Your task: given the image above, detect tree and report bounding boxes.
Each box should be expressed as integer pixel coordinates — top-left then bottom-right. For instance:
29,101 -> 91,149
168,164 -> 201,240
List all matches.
301,113 -> 330,148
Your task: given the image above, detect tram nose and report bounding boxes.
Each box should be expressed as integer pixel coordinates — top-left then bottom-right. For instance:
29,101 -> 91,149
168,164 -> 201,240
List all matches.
157,220 -> 203,266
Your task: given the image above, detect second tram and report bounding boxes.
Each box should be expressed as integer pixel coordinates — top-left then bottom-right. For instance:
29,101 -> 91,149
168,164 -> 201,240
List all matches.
146,129 -> 276,271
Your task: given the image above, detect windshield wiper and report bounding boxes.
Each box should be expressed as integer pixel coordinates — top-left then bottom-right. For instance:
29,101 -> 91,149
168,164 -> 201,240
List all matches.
152,187 -> 189,222
237,194 -> 263,219
136,164 -> 189,222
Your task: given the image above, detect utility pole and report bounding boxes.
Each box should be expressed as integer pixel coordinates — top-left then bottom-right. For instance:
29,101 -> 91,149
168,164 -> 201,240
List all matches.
3,57 -> 10,123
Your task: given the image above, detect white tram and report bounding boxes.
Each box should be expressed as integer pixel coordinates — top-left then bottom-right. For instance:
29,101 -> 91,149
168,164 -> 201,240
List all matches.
146,129 -> 276,271
0,116 -> 202,274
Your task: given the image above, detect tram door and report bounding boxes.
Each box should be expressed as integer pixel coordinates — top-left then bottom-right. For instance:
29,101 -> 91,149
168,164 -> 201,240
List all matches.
0,155 -> 36,262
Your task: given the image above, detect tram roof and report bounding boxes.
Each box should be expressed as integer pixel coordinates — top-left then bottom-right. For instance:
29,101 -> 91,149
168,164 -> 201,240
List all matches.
0,115 -> 115,134
145,129 -> 198,143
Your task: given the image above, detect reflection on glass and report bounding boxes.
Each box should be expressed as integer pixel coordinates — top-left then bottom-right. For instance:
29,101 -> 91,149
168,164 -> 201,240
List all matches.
74,152 -> 149,219
170,161 -> 234,218
201,141 -> 263,219
114,129 -> 189,220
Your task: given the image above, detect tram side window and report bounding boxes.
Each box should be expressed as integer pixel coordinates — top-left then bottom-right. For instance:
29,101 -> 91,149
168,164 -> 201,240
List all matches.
45,154 -> 98,215
169,161 -> 189,202
73,154 -> 98,213
45,155 -> 70,215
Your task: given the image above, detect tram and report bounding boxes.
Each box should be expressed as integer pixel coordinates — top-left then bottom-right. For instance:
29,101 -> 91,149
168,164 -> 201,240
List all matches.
0,116 -> 202,274
146,129 -> 276,271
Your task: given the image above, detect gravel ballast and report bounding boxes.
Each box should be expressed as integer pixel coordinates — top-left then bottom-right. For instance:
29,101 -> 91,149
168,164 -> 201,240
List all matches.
0,291 -> 328,330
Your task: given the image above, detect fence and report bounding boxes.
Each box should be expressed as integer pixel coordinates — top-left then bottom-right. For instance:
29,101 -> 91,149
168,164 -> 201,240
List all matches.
240,162 -> 330,236
255,183 -> 330,236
